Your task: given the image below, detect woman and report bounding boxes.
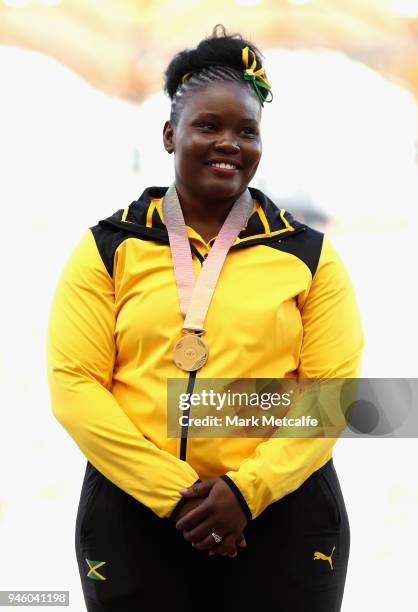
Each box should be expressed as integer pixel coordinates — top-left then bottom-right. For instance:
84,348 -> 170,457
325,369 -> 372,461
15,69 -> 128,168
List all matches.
47,24 -> 364,612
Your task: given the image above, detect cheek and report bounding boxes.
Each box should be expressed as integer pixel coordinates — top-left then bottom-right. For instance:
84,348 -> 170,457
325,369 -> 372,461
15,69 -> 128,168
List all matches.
246,139 -> 262,164
248,147 -> 262,173
175,136 -> 205,171
254,140 -> 263,159
246,165 -> 259,183
174,150 -> 192,177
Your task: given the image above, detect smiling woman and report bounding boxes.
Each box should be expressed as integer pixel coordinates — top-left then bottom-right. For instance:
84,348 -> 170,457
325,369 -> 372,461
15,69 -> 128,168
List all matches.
162,80 -> 263,241
47,22 -> 364,612
161,27 -> 269,243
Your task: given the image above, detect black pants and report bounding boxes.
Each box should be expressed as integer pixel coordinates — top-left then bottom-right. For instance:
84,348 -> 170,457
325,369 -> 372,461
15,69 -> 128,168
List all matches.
75,457 -> 350,611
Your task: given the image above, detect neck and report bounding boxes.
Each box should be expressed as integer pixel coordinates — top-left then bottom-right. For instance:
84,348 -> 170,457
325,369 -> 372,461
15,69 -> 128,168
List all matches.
174,183 -> 246,229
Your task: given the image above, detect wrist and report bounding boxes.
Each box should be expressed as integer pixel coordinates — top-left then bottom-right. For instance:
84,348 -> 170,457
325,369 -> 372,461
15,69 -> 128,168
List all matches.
169,479 -> 202,523
220,474 -> 252,523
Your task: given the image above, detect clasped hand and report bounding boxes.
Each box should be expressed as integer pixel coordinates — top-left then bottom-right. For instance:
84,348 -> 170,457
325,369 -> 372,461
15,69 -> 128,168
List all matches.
175,478 -> 247,558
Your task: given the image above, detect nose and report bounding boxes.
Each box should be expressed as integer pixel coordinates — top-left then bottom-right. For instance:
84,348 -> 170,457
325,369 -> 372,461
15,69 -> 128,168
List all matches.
213,130 -> 240,153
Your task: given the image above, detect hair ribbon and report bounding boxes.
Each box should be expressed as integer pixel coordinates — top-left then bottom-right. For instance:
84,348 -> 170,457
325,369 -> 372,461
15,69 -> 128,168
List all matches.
180,46 -> 273,106
182,71 -> 192,83
242,46 -> 273,106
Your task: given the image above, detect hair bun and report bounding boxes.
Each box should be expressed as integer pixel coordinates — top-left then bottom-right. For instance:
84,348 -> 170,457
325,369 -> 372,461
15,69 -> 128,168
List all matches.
163,23 -> 267,101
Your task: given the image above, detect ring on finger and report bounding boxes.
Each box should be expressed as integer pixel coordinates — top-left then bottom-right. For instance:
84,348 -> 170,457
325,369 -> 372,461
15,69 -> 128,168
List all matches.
211,531 -> 223,544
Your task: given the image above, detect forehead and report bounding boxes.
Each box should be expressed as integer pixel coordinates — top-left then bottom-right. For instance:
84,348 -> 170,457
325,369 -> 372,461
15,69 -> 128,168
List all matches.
182,81 -> 261,122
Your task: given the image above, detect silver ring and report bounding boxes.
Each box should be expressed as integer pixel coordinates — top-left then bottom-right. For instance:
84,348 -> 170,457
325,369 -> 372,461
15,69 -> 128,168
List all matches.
211,531 -> 222,544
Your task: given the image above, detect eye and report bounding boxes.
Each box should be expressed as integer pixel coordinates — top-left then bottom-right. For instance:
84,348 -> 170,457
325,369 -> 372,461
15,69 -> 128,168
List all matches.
198,122 -> 217,130
195,122 -> 258,136
242,127 -> 257,136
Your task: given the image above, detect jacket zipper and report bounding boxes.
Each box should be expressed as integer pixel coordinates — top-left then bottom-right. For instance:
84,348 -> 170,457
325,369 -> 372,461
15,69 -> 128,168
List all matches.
177,232 -> 308,461
100,217 -> 306,461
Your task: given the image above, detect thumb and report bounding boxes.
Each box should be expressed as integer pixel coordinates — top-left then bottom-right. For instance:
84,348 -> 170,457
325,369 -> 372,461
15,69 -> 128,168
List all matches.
237,535 -> 247,548
179,478 -> 217,497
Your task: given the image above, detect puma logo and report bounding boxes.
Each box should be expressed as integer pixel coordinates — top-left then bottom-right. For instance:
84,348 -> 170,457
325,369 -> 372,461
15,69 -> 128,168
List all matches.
313,546 -> 335,570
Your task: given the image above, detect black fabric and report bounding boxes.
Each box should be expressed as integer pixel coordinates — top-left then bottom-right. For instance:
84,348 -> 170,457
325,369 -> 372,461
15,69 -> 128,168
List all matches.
263,225 -> 324,278
75,458 -> 349,611
90,222 -> 127,279
89,184 -> 319,280
123,185 -> 307,236
220,474 -> 253,523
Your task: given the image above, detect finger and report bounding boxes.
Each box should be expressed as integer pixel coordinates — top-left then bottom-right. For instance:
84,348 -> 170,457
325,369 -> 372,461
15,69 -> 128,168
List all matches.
210,549 -> 237,558
211,549 -> 238,558
208,535 -> 238,558
199,533 -> 236,555
192,530 -> 226,552
179,478 -> 216,498
182,519 -> 215,544
175,502 -> 210,531
237,535 -> 247,548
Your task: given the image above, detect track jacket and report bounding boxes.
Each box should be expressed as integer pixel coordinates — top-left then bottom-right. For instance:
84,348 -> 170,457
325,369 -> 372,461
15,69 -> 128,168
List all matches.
47,185 -> 364,521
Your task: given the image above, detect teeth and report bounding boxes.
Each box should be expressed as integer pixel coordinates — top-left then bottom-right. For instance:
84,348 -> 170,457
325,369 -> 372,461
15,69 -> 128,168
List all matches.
210,162 -> 237,169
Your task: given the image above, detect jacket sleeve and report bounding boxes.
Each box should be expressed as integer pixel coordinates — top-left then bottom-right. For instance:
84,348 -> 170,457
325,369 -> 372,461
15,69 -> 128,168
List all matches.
221,234 -> 365,520
46,228 -> 200,519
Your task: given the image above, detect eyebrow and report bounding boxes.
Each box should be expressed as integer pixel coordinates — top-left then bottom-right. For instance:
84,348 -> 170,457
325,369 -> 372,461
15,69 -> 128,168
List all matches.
193,112 -> 258,123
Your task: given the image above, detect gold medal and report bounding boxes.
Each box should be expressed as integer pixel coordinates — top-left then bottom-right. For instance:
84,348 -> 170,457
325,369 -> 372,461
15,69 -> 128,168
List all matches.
173,333 -> 208,372
163,183 -> 253,373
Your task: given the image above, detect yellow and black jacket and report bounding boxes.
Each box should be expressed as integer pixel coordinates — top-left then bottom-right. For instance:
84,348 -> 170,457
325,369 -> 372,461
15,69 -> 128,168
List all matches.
47,185 -> 364,521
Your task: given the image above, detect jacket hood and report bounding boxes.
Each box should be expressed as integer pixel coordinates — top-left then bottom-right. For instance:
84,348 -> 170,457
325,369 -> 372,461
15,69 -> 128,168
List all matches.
98,185 -> 306,245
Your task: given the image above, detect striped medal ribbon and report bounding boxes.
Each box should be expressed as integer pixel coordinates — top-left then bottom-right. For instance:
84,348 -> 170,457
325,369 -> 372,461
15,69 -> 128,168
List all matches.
162,182 -> 253,371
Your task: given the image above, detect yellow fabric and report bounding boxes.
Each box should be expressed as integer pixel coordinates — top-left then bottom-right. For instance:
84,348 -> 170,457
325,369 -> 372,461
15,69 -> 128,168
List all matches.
241,46 -> 272,89
223,236 -> 364,517
47,196 -> 364,519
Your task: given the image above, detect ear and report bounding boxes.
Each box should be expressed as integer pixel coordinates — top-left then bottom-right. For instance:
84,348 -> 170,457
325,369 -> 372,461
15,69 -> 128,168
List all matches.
163,120 -> 175,154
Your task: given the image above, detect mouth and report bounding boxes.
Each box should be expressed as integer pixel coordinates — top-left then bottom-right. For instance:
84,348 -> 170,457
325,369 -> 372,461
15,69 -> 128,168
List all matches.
205,161 -> 241,175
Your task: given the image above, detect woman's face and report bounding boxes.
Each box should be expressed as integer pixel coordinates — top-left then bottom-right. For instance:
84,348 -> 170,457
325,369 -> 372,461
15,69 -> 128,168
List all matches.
163,81 -> 262,202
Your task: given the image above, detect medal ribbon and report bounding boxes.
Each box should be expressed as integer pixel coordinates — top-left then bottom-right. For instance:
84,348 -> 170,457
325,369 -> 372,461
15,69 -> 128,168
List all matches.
162,183 -> 253,333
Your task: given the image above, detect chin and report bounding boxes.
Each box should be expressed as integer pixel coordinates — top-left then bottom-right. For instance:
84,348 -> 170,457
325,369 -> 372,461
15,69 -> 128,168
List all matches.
204,180 -> 245,198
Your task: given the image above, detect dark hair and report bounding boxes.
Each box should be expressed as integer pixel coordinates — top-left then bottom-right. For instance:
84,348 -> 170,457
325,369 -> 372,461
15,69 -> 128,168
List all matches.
163,24 -> 271,125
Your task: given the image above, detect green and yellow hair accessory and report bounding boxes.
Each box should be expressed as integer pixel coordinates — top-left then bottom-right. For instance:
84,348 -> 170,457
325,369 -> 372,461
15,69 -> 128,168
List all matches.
182,71 -> 192,83
180,46 -> 273,106
242,46 -> 273,106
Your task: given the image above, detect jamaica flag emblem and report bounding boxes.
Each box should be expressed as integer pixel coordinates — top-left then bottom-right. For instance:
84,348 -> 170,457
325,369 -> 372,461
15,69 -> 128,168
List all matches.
85,558 -> 107,581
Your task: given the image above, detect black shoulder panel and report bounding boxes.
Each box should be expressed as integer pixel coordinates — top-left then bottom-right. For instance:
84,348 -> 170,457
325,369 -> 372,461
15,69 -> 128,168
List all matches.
265,226 -> 324,278
90,211 -> 129,279
89,185 -> 324,279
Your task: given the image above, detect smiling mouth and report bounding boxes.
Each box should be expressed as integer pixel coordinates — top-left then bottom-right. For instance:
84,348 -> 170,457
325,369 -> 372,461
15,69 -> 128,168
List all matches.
206,162 -> 241,174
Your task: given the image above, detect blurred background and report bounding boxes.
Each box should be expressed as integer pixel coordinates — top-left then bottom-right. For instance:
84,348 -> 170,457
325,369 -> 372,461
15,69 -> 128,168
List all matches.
0,1 -> 417,610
